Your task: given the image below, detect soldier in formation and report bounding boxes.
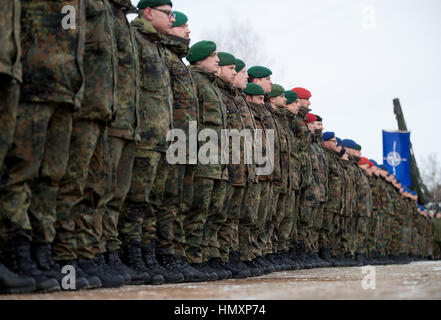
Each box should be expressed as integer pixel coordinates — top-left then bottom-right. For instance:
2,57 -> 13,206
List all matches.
0,0 -> 437,294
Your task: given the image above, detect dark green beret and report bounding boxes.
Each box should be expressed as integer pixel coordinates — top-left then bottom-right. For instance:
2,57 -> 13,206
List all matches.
356,144 -> 362,151
172,11 -> 188,28
247,66 -> 272,79
235,59 -> 246,73
186,40 -> 217,63
285,91 -> 298,105
137,0 -> 173,9
244,83 -> 265,96
268,84 -> 285,98
218,52 -> 236,67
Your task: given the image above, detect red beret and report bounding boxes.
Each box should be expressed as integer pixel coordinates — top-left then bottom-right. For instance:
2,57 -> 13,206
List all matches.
358,157 -> 369,166
306,113 -> 317,123
368,161 -> 374,168
292,87 -> 312,99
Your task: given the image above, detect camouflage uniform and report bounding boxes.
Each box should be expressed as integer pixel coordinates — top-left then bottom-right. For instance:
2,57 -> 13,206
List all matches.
0,0 -> 21,173
160,33 -> 198,259
185,65 -> 227,264
98,0 -> 140,255
2,0 -> 85,247
216,80 -> 259,262
270,108 -> 292,254
247,101 -> 273,260
367,174 -> 382,257
432,218 -> 441,260
339,160 -> 356,256
53,0 -> 116,261
324,148 -> 344,257
354,169 -> 372,256
118,16 -> 173,256
296,107 -> 315,253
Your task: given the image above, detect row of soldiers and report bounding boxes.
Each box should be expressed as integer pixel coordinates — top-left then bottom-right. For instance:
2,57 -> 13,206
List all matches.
0,0 -> 438,295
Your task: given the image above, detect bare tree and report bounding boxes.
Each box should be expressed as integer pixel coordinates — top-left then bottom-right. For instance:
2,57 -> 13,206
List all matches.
421,153 -> 441,207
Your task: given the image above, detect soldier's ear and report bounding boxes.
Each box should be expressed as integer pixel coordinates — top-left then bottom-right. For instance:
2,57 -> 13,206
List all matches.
143,7 -> 153,20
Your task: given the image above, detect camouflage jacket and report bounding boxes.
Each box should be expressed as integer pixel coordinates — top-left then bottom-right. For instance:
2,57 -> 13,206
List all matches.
238,93 -> 258,184
189,65 -> 227,180
247,101 -> 273,182
108,0 -> 139,141
301,136 -> 321,207
20,0 -> 85,109
294,107 -> 313,190
369,174 -> 381,211
76,0 -> 117,122
162,34 -> 199,146
0,0 -> 21,82
340,159 -> 356,216
272,107 -> 292,194
357,170 -> 373,217
263,102 -> 282,184
132,17 -> 173,154
311,135 -> 328,202
324,148 -> 344,214
433,218 -> 441,242
217,78 -> 250,186
378,176 -> 393,214
285,111 -> 302,191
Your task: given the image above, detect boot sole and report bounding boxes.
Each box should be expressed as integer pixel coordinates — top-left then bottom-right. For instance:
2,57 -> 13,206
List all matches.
0,286 -> 37,294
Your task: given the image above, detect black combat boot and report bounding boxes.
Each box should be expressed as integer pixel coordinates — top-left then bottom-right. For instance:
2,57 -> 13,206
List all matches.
280,251 -> 300,270
0,262 -> 36,294
56,259 -> 102,289
174,257 -> 210,283
190,263 -> 218,281
264,254 -> 283,271
32,243 -> 89,291
319,247 -> 336,267
207,258 -> 232,280
142,241 -> 184,284
106,250 -> 150,285
253,257 -> 275,274
295,244 -> 312,269
4,235 -> 60,293
242,259 -> 264,277
121,240 -> 165,285
78,256 -> 125,288
220,252 -> 250,279
95,253 -> 131,285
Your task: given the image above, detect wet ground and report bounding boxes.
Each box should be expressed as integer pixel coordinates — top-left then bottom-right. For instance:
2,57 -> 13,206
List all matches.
2,261 -> 441,300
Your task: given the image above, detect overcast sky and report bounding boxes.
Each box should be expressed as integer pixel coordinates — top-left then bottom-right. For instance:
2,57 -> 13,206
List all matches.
129,0 -> 441,168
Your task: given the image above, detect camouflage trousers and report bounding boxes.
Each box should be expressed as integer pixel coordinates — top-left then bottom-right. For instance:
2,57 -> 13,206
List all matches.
389,217 -> 401,256
287,191 -> 300,252
310,204 -> 325,254
355,216 -> 369,255
184,178 -> 226,264
53,120 -> 110,261
347,215 -> 359,257
98,136 -> 136,254
119,151 -> 171,255
267,190 -> 287,255
250,181 -> 271,259
218,184 -> 245,262
297,203 -> 317,254
328,211 -> 341,257
0,77 -> 19,173
339,215 -> 353,257
318,206 -> 334,249
433,241 -> 441,260
260,186 -> 281,256
275,190 -> 297,253
398,223 -> 411,255
382,214 -> 394,255
174,165 -> 195,259
1,102 -> 73,244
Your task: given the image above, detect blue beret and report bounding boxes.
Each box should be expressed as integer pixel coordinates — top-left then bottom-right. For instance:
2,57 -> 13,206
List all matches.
369,159 -> 378,167
322,132 -> 335,141
341,139 -> 358,149
379,164 -> 388,171
336,137 -> 342,146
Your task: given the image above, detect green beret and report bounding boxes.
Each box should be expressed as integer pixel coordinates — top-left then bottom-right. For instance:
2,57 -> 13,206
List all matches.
235,59 -> 246,73
218,52 -> 236,67
186,41 -> 217,63
172,11 -> 188,28
268,84 -> 285,98
137,0 -> 172,9
356,144 -> 362,151
285,91 -> 298,105
244,83 -> 265,96
247,66 -> 272,79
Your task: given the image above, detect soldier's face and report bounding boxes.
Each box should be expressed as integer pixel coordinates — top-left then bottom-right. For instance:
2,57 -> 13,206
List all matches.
233,68 -> 248,90
307,121 -> 316,133
355,150 -> 362,157
219,65 -> 237,84
197,52 -> 220,74
247,95 -> 265,105
286,99 -> 301,115
254,77 -> 272,94
299,98 -> 311,108
437,213 -> 441,219
270,94 -> 287,109
146,5 -> 176,34
169,23 -> 191,39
